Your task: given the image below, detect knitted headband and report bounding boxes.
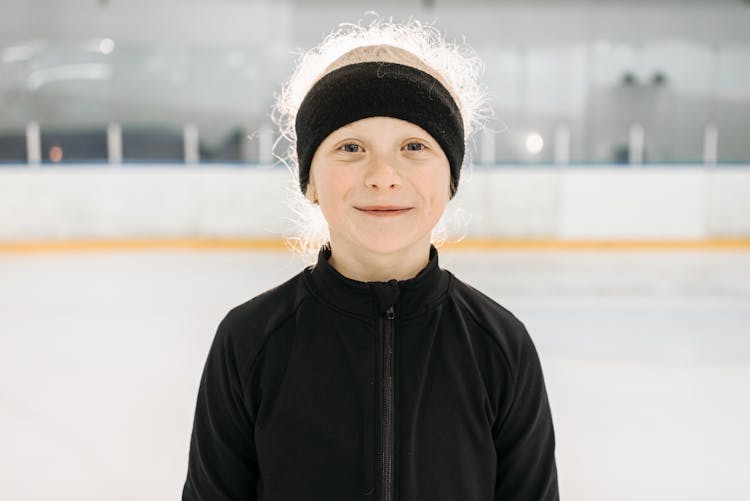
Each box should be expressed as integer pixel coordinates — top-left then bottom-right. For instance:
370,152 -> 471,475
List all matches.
295,61 -> 465,198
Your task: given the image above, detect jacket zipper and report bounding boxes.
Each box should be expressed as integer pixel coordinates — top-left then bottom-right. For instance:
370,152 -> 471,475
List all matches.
381,304 -> 396,501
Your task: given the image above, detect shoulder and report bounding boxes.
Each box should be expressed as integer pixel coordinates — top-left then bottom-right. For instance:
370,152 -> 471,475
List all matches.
447,273 -> 538,371
449,273 -> 529,341
223,271 -> 308,335
212,271 -> 310,375
447,273 -> 550,421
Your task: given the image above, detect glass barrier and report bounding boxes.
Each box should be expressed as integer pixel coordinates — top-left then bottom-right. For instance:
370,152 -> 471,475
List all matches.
1,39 -> 748,166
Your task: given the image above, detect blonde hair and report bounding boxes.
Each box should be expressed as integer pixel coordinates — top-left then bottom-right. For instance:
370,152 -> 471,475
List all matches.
271,17 -> 490,265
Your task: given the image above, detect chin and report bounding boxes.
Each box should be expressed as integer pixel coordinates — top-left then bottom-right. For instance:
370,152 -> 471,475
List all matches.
366,243 -> 408,255
357,236 -> 426,256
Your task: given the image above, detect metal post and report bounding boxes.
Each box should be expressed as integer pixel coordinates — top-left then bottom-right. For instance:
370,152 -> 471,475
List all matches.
258,125 -> 274,166
26,121 -> 41,166
628,123 -> 644,165
703,123 -> 718,166
554,125 -> 570,165
183,123 -> 199,164
107,122 -> 122,164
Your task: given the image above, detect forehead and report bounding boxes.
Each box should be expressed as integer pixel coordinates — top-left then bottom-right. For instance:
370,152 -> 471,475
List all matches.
325,116 -> 434,140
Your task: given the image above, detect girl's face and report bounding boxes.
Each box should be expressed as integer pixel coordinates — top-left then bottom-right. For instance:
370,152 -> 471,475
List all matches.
307,116 -> 451,258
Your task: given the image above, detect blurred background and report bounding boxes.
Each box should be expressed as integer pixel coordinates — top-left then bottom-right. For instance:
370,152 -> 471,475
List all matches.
2,0 -> 750,165
1,1 -> 749,500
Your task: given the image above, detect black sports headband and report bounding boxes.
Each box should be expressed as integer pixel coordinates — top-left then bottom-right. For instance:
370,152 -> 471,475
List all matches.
295,61 -> 465,198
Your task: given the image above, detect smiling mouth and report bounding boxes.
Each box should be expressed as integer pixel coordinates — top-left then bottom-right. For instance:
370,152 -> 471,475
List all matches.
356,207 -> 412,216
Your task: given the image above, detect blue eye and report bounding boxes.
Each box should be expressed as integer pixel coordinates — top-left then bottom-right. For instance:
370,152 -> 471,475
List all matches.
341,143 -> 361,153
405,142 -> 425,151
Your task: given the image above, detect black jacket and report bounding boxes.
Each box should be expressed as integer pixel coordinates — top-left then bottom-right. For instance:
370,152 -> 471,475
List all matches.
183,245 -> 558,501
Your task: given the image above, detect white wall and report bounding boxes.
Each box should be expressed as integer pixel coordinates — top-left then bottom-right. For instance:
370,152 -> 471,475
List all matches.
1,165 -> 749,241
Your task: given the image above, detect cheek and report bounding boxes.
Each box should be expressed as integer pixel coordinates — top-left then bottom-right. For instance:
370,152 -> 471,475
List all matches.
315,167 -> 357,222
423,167 -> 451,211
428,193 -> 450,220
317,169 -> 348,200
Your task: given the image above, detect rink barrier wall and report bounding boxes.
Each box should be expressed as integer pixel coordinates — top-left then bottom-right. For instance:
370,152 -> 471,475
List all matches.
2,238 -> 750,254
1,164 -> 749,251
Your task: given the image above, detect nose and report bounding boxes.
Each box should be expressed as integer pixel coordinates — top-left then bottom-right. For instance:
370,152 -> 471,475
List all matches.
363,154 -> 401,191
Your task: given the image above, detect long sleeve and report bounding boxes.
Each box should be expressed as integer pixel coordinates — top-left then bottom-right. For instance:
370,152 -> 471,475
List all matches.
493,328 -> 559,501
183,317 -> 259,500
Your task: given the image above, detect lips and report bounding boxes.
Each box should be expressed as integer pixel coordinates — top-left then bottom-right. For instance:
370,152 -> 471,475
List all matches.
356,206 -> 411,211
355,206 -> 413,217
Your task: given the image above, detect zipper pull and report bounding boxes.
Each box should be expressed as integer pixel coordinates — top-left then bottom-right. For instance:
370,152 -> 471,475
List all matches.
385,305 -> 395,320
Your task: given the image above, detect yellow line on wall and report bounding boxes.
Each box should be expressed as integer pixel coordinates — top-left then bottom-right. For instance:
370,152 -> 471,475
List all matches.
444,239 -> 750,250
0,238 -> 285,253
1,238 -> 750,253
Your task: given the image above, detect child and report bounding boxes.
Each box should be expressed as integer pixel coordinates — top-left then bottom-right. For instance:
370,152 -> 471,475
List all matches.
183,19 -> 558,501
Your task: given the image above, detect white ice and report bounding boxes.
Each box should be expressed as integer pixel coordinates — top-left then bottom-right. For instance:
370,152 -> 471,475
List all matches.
1,249 -> 749,501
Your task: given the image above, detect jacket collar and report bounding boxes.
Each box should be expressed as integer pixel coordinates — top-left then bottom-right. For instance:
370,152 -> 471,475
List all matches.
304,243 -> 451,320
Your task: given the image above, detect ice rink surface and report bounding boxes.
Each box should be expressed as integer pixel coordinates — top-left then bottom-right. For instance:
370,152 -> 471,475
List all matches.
1,247 -> 749,500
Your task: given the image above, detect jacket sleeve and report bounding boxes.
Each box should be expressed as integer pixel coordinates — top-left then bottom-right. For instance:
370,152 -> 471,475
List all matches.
493,326 -> 559,501
183,316 -> 259,500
